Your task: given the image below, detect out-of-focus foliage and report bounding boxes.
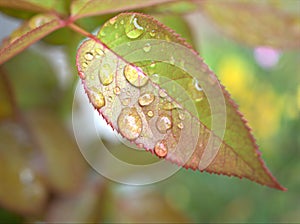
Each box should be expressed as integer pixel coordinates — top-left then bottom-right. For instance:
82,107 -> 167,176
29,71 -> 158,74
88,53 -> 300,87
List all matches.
0,0 -> 299,223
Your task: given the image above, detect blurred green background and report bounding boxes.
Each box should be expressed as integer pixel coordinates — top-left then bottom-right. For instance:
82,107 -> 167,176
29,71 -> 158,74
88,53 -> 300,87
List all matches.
0,2 -> 299,223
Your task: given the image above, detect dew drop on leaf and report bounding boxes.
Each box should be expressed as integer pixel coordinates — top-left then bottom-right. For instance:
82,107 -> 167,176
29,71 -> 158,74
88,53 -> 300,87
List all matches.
154,140 -> 168,158
143,43 -> 151,52
88,88 -> 105,109
177,122 -> 184,129
159,89 -> 168,98
121,98 -> 131,106
113,86 -> 121,95
156,115 -> 172,133
95,48 -> 105,57
178,111 -> 185,120
149,29 -> 156,37
123,64 -> 149,87
193,78 -> 203,91
138,92 -> 155,106
125,14 -> 144,39
117,107 -> 142,140
147,110 -> 154,117
99,63 -> 114,85
84,52 -> 94,61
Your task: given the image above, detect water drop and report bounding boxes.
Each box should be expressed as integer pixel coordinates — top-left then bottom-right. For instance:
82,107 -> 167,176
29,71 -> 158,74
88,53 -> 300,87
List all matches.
177,122 -> 184,129
178,111 -> 185,120
123,64 -> 149,87
138,92 -> 154,106
95,48 -> 104,57
170,56 -> 175,65
114,86 -> 121,95
193,78 -> 203,91
82,62 -> 88,68
147,110 -> 154,117
151,73 -> 159,83
114,23 -> 118,29
154,140 -> 168,158
143,43 -> 151,52
84,52 -> 94,61
159,89 -> 167,98
99,63 -> 113,85
118,107 -> 142,140
88,88 -> 105,109
122,98 -> 131,106
150,62 -> 156,68
156,116 -> 172,133
150,29 -> 156,37
163,101 -> 176,110
125,15 -> 144,39
120,20 -> 124,25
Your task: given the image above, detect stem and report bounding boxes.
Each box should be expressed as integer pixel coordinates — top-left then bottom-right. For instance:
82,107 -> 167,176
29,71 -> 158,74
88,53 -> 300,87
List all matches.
67,23 -> 98,41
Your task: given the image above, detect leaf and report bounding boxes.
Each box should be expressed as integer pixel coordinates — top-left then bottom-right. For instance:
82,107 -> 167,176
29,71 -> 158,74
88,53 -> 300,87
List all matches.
3,49 -> 58,109
76,13 -> 285,190
0,121 -> 48,215
70,0 -> 178,20
0,13 -> 64,65
26,110 -> 88,194
199,1 -> 300,49
0,0 -> 68,14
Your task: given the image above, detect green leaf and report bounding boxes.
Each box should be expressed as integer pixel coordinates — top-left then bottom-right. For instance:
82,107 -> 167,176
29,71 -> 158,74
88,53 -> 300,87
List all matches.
0,13 -> 64,65
0,0 -> 68,14
76,13 -> 285,190
70,0 -> 178,20
3,49 -> 58,109
199,1 -> 300,49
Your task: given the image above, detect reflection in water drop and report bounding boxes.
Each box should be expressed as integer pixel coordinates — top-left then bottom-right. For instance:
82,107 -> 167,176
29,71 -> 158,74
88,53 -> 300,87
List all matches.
118,107 -> 142,140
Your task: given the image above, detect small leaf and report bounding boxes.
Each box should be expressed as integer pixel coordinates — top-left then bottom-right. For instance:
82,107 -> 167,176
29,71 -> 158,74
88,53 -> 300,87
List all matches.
70,0 -> 177,20
199,1 -> 300,49
76,13 -> 285,190
0,13 -> 64,65
0,0 -> 68,14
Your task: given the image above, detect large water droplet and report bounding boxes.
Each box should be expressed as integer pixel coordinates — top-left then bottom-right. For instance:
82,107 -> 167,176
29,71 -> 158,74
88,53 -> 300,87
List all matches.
143,43 -> 151,52
99,63 -> 113,85
118,107 -> 142,140
154,140 -> 168,158
156,116 -> 172,133
88,88 -> 105,109
84,52 -> 94,61
138,92 -> 154,106
125,15 -> 144,39
123,64 -> 149,87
